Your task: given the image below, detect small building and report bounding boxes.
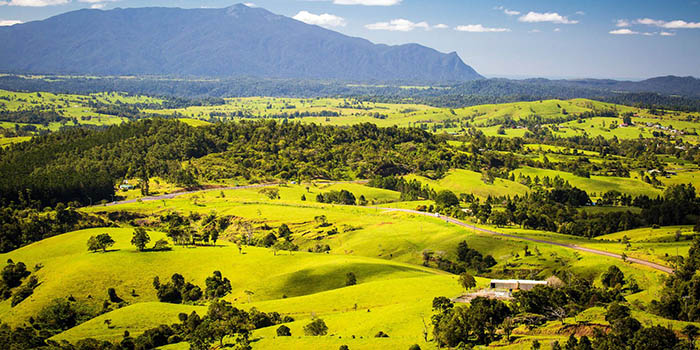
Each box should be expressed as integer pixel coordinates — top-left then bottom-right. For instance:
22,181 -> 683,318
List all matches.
119,184 -> 135,191
489,279 -> 547,292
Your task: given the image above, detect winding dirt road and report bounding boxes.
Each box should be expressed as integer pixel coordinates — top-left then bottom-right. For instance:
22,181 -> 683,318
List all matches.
101,182 -> 673,274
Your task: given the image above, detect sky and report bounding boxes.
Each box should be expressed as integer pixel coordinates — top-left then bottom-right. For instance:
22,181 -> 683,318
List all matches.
1,0 -> 699,80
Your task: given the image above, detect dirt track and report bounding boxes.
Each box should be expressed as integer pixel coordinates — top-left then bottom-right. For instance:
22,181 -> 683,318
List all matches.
378,207 -> 674,274
100,182 -> 673,274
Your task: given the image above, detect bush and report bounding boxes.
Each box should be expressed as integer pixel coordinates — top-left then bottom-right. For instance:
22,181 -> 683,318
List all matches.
276,325 -> 291,336
303,318 -> 328,336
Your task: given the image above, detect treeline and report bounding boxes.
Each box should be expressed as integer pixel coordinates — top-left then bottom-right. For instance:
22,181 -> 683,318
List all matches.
1,74 -> 699,112
0,202 -> 109,252
474,184 -> 699,238
0,109 -> 64,124
0,119 -> 455,208
368,176 -> 435,201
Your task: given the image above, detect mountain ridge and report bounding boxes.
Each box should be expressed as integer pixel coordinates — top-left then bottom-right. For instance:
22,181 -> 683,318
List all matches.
0,4 -> 482,82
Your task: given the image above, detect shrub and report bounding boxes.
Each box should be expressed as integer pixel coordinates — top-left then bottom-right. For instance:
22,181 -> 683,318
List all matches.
303,318 -> 328,336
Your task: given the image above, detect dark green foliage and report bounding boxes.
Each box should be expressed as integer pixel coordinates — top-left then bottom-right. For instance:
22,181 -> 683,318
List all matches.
435,190 -> 459,208
276,325 -> 291,337
630,325 -> 678,350
34,298 -> 93,335
424,241 -> 496,274
0,204 -> 106,253
605,302 -> 630,323
0,259 -> 29,299
10,275 -> 38,307
368,176 -> 434,201
0,119 -> 449,210
154,273 -> 202,304
131,227 -> 150,251
107,288 -> 122,303
601,266 -> 625,289
432,296 -> 512,347
277,224 -> 292,240
87,233 -> 115,253
345,272 -> 357,286
458,272 -> 476,291
204,271 -> 232,299
374,331 -> 389,337
408,345 -> 421,350
316,190 -> 356,205
303,318 -> 328,336
651,237 -> 700,321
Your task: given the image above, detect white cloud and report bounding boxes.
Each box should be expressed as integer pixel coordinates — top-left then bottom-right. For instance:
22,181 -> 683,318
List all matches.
575,11 -> 585,16
553,28 -> 561,32
334,0 -> 401,5
433,23 -> 448,29
0,0 -> 69,6
455,24 -> 510,33
243,2 -> 257,7
519,12 -> 578,24
616,19 -> 630,27
637,18 -> 700,29
660,31 -> 676,36
293,10 -> 346,28
366,18 -> 429,31
529,29 -> 541,33
0,19 -> 22,26
610,28 -> 638,35
494,6 -> 519,16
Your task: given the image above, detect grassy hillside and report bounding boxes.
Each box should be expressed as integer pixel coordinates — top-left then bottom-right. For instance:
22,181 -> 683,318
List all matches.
512,166 -> 662,198
406,169 -> 529,199
0,226 -> 441,326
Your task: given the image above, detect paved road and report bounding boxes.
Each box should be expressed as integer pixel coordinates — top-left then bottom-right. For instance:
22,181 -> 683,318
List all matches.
101,182 -> 673,274
377,207 -> 674,274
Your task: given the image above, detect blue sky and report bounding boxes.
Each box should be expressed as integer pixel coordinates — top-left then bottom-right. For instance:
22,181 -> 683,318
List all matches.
1,0 -> 699,79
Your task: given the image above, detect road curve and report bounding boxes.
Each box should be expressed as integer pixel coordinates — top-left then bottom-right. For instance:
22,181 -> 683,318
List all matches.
377,207 -> 674,275
99,181 -> 672,274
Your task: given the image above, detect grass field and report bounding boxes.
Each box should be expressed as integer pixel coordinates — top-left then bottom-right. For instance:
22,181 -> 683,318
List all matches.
406,169 -> 529,199
1,179 -> 691,349
512,166 -> 662,198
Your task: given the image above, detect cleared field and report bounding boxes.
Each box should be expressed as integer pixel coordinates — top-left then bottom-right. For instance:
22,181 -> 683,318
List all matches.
406,168 -> 529,199
512,166 -> 661,197
596,225 -> 695,243
0,226 -> 441,326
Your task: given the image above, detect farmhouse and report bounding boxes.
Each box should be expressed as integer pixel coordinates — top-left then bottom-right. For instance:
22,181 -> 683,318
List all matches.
489,279 -> 547,291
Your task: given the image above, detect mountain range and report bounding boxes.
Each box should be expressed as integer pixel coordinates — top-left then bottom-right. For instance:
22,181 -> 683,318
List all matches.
0,4 -> 482,82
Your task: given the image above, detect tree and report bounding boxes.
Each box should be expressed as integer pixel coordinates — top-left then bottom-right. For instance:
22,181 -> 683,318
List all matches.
601,265 -> 625,288
131,227 -> 150,251
345,272 -> 357,286
87,233 -> 115,252
605,302 -> 630,323
501,317 -> 514,343
458,272 -> 476,292
205,300 -> 253,348
683,324 -> 699,349
205,271 -> 232,299
303,318 -> 328,336
276,325 -> 291,336
278,224 -> 292,240
435,190 -> 459,208
631,325 -> 678,350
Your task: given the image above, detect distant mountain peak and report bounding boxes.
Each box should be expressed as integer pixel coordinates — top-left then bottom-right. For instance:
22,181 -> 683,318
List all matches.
0,5 -> 482,82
